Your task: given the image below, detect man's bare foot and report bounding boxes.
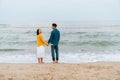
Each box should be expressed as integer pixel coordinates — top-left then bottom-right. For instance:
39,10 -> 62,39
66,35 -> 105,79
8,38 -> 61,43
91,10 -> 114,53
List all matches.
51,61 -> 56,64
56,61 -> 59,63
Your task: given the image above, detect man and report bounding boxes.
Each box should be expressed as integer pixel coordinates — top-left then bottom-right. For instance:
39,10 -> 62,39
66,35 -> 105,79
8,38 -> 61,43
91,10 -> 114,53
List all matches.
48,23 -> 60,63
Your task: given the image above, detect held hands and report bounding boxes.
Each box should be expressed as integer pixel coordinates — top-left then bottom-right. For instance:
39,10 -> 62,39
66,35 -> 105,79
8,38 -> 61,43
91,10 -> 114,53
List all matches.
45,42 -> 49,46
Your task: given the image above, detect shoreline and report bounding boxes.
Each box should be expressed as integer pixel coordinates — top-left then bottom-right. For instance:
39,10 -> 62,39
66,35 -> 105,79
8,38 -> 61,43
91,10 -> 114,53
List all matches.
0,62 -> 120,80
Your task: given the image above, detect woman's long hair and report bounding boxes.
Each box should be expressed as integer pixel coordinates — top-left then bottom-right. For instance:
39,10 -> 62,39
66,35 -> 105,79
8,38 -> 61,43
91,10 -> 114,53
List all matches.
36,29 -> 39,35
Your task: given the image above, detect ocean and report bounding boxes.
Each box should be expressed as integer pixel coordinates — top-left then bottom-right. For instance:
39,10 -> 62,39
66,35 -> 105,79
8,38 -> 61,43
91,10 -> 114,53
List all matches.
0,22 -> 120,63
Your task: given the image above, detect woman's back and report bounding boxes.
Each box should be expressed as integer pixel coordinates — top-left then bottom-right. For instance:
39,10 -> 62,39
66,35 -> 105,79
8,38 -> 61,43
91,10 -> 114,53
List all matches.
37,34 -> 45,47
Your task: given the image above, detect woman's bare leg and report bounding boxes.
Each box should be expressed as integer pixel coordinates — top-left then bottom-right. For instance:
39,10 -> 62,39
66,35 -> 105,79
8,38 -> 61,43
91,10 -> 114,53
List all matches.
38,58 -> 40,63
41,58 -> 44,63
38,58 -> 42,63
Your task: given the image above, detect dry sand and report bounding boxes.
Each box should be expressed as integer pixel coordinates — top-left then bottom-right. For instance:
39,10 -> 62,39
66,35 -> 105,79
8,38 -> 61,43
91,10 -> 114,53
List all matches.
0,62 -> 120,80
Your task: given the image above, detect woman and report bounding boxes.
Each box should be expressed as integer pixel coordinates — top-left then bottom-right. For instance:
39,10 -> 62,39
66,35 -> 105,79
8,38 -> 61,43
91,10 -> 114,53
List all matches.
36,29 -> 48,64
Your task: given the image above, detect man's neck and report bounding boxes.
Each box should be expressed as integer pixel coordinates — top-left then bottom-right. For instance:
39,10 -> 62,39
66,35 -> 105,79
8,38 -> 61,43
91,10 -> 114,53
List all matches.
53,28 -> 56,30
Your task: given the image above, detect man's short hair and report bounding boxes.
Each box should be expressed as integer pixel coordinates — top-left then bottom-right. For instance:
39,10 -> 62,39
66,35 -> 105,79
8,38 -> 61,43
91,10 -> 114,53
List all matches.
52,23 -> 57,27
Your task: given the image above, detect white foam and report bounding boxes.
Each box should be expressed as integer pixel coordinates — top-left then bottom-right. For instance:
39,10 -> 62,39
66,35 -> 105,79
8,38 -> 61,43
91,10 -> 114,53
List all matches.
0,51 -> 120,63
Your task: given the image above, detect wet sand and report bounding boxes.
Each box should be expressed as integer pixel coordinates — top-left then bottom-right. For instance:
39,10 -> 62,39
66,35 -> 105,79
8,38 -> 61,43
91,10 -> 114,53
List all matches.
0,62 -> 120,80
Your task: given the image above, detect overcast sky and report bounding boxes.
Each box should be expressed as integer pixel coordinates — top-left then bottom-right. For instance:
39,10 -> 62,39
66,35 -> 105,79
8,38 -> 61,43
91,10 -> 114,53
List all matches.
0,0 -> 120,24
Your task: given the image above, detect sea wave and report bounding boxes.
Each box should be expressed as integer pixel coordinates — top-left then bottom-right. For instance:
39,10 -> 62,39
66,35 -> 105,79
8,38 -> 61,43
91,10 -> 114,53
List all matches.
60,40 -> 120,47
2,40 -> 119,47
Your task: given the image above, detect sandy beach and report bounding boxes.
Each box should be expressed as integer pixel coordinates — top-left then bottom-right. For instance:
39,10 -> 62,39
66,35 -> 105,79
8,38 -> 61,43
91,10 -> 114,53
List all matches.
0,62 -> 119,80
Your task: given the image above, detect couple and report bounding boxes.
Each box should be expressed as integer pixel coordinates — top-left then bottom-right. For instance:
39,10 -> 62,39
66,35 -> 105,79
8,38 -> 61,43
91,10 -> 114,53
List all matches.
36,23 -> 60,64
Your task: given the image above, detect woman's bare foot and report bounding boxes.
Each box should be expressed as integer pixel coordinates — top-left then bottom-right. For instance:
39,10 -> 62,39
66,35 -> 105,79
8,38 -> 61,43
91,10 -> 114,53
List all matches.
41,62 -> 44,64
